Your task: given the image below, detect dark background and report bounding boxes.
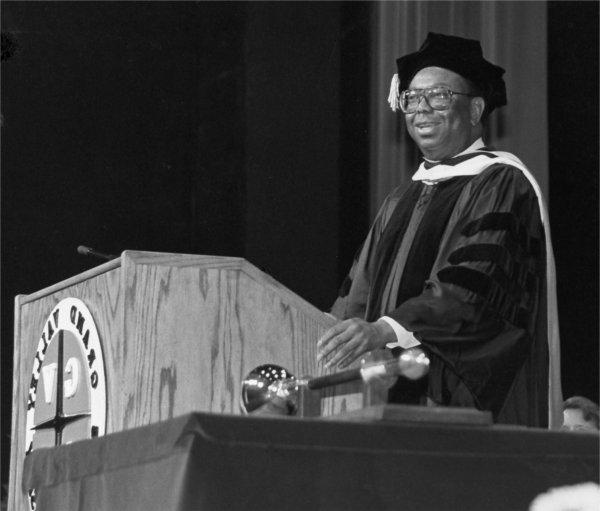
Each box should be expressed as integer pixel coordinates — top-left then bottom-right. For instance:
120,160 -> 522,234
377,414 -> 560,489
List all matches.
1,0 -> 597,499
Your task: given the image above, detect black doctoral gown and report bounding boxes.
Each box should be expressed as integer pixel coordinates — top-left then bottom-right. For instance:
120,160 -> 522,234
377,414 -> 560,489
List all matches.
331,160 -> 553,427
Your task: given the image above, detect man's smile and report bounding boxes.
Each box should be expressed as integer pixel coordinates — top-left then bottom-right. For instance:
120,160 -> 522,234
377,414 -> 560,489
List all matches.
414,121 -> 440,134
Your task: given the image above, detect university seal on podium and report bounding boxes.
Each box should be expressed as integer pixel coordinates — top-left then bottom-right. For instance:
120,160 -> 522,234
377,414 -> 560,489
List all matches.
24,298 -> 107,506
26,297 -> 107,449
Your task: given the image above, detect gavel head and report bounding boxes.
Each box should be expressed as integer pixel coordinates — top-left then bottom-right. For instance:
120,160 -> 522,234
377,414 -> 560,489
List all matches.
240,364 -> 298,415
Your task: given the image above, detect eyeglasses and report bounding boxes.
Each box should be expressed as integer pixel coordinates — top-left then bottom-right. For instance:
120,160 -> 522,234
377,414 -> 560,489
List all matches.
399,86 -> 476,114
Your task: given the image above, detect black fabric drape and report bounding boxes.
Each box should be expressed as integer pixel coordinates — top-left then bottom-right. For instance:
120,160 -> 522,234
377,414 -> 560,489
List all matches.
366,176 -> 473,320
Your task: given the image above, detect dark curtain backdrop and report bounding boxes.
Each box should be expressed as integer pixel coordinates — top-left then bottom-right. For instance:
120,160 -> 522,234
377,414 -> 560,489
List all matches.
1,0 -> 597,501
0,2 -> 371,495
547,1 -> 599,413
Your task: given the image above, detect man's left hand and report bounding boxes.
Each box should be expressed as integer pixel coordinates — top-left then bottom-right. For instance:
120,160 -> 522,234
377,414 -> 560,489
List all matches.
316,318 -> 395,369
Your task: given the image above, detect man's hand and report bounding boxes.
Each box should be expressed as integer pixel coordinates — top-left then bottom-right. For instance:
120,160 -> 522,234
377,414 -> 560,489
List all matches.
317,318 -> 396,369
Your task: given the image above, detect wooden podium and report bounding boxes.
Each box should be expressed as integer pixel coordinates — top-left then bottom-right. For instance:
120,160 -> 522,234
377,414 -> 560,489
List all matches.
9,251 -> 361,510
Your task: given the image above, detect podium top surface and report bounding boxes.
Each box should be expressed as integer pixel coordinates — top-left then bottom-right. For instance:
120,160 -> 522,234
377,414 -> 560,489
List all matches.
19,251 -> 244,304
17,251 -> 330,324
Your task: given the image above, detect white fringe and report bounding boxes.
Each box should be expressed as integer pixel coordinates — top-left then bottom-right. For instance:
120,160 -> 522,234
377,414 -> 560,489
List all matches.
387,74 -> 400,112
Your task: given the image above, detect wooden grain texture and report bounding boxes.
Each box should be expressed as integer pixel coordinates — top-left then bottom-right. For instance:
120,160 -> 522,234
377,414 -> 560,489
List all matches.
19,257 -> 121,306
118,252 -> 362,426
9,252 -> 368,510
9,295 -> 24,511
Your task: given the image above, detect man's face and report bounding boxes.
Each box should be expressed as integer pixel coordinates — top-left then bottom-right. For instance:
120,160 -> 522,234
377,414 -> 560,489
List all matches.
562,408 -> 598,432
404,66 -> 476,161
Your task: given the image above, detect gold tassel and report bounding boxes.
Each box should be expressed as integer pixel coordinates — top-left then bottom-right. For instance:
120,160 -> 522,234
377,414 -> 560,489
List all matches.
387,74 -> 400,112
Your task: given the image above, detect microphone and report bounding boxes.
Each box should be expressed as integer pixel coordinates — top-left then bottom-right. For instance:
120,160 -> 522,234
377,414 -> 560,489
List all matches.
77,245 -> 117,261
307,348 -> 429,390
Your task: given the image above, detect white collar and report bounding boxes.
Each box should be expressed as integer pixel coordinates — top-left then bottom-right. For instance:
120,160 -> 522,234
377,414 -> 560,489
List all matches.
421,138 -> 486,167
412,140 -> 529,185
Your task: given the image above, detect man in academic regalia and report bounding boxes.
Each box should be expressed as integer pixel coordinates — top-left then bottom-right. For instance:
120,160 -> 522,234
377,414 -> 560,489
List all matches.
317,33 -> 562,429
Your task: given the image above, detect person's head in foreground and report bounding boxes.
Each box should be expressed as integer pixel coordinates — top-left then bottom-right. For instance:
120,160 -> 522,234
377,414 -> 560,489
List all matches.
561,396 -> 599,432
